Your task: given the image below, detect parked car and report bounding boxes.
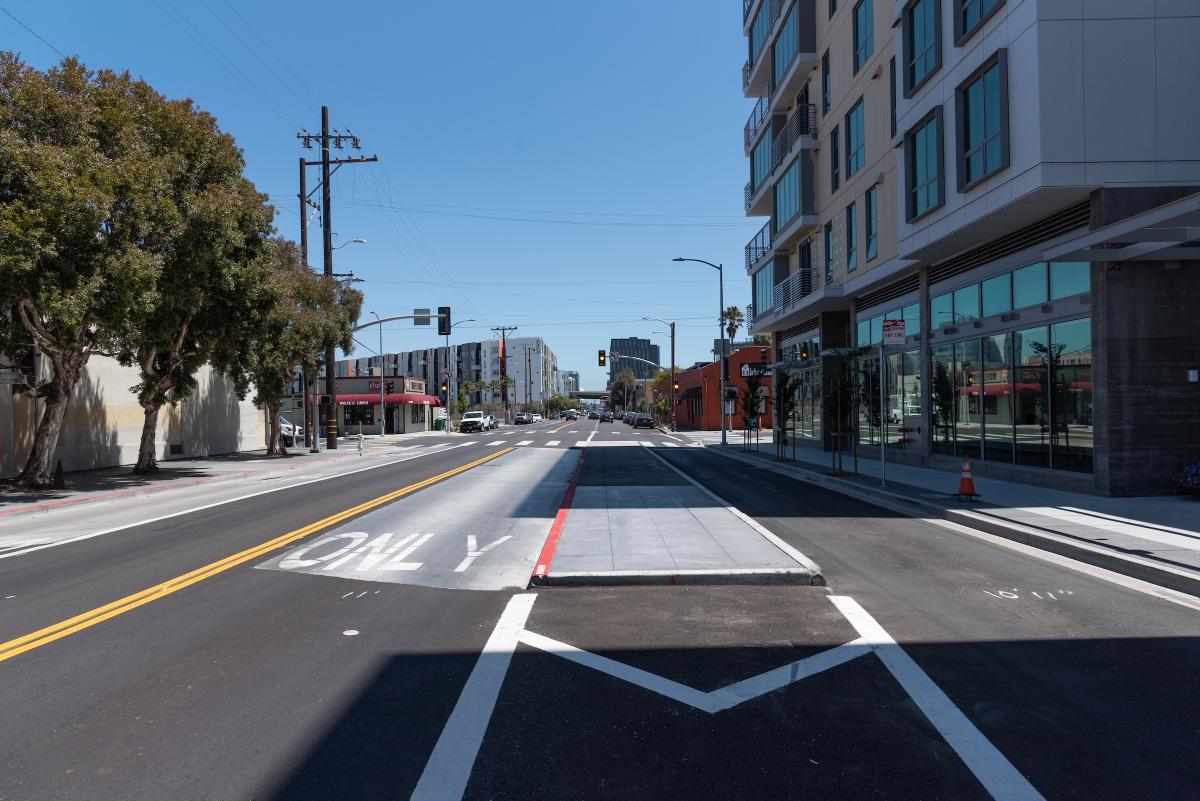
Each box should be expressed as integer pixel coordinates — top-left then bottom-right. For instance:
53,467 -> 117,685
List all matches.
600,411 -> 613,423
514,412 -> 531,424
460,410 -> 488,433
279,417 -> 302,446
634,413 -> 654,428
588,410 -> 599,420
531,413 -> 543,423
486,414 -> 498,430
565,410 -> 578,421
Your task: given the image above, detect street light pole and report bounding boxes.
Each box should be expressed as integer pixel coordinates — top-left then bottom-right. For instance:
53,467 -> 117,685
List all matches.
674,258 -> 727,445
370,311 -> 385,435
642,316 -> 676,431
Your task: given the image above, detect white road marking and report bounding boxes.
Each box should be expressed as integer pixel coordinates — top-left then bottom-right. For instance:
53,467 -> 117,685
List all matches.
574,440 -> 587,448
341,592 -> 354,599
0,445 -> 468,563
545,440 -> 560,447
453,534 -> 514,572
586,431 -> 597,444
516,440 -> 533,446
342,629 -> 359,636
411,593 -> 537,801
643,448 -> 822,575
664,442 -> 680,448
517,629 -> 869,714
639,440 -> 655,447
486,440 -> 505,445
830,596 -> 1046,801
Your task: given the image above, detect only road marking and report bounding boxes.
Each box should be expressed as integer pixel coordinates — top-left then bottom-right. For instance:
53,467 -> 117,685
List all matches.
0,448 -> 514,664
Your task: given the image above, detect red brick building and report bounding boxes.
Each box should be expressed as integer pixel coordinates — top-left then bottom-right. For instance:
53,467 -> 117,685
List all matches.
654,346 -> 772,431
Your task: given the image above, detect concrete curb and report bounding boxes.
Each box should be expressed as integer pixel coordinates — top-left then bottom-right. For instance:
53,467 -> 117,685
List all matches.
708,447 -> 1200,599
530,568 -> 826,588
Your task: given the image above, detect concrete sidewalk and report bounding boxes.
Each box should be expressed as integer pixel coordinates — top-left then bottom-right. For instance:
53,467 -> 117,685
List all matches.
710,442 -> 1200,597
535,446 -> 822,586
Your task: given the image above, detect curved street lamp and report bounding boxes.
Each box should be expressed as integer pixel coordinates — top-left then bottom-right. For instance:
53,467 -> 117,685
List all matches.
673,257 -> 727,445
642,316 -> 676,431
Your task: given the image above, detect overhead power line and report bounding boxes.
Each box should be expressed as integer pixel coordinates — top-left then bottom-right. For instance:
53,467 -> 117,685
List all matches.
0,5 -> 65,56
334,197 -> 760,228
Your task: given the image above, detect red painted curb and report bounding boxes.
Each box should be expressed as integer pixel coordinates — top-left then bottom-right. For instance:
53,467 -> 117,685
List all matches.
532,451 -> 585,580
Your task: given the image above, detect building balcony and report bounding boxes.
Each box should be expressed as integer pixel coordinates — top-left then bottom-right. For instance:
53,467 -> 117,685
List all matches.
748,267 -> 818,335
769,103 -> 816,169
744,220 -> 772,270
744,0 -> 764,28
743,0 -> 788,97
744,89 -> 770,152
745,176 -> 773,217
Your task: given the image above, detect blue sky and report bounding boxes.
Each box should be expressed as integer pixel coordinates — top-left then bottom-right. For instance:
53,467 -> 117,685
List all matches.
5,0 -> 759,389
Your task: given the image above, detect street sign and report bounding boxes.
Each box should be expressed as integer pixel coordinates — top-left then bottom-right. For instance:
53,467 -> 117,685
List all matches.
413,308 -> 431,326
882,319 -> 907,346
740,362 -> 771,378
442,369 -> 452,379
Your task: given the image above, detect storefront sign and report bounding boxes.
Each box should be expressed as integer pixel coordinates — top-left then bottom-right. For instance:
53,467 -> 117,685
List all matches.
404,378 -> 426,394
368,379 -> 396,392
740,362 -> 771,378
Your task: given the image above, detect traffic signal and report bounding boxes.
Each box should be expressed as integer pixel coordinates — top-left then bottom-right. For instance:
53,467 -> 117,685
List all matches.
441,382 -> 448,393
598,350 -> 607,367
673,381 -> 680,391
437,306 -> 451,337
799,343 -> 810,360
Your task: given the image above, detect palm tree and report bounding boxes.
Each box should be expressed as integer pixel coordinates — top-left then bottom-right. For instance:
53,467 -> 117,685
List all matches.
722,306 -> 745,342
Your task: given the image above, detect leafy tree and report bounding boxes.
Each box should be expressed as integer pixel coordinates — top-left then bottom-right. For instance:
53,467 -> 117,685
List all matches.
546,394 -> 571,414
773,368 -> 800,461
0,55 -> 176,487
609,367 -> 637,412
248,239 -> 362,456
118,99 -> 274,473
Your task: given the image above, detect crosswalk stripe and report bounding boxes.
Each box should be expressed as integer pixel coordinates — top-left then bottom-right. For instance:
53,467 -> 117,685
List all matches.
487,440 -> 505,445
664,442 -> 679,448
639,440 -> 655,447
517,440 -> 533,446
575,440 -> 587,448
545,440 -> 560,447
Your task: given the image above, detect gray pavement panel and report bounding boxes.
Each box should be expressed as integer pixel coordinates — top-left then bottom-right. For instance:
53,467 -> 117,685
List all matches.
576,447 -> 683,487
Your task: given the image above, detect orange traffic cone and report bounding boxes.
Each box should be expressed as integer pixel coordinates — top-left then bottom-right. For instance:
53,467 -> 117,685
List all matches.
956,455 -> 979,501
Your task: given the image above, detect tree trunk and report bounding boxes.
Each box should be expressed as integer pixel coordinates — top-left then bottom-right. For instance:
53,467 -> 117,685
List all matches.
133,403 -> 161,474
18,354 -> 84,489
266,400 -> 287,456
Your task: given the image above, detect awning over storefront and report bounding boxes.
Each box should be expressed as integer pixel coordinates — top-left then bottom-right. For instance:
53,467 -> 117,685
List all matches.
310,393 -> 443,407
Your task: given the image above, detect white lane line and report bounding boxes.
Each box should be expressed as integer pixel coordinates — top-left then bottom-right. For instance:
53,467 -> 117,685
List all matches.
643,448 -> 822,575
664,442 -> 680,448
639,440 -> 655,447
411,593 -> 537,801
545,440 -> 561,447
586,431 -> 597,444
486,440 -> 506,446
830,596 -> 1046,801
0,445 -> 468,563
574,440 -> 587,448
516,440 -> 533,446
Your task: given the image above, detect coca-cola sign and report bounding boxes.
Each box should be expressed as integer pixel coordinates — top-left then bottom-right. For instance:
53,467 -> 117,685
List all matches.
368,379 -> 395,392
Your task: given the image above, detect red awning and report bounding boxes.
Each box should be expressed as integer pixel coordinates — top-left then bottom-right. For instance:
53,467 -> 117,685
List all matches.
310,393 -> 443,407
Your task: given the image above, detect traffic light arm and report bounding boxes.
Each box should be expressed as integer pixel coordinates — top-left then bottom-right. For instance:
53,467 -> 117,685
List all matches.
351,313 -> 446,333
610,353 -> 663,370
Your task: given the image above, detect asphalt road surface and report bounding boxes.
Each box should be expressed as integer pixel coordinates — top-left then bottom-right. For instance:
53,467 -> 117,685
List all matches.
1,418 -> 1196,800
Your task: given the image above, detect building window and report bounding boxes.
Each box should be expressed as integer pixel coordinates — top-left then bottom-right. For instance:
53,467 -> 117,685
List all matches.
956,51 -> 1009,189
865,185 -> 878,261
750,3 -> 770,66
824,222 -> 834,282
830,125 -> 840,191
889,57 -> 897,137
905,108 -> 943,221
773,3 -> 799,90
821,51 -> 831,114
751,128 -> 773,190
754,267 -> 774,316
956,0 -> 1003,45
774,158 -> 802,228
845,98 -> 865,177
853,0 -> 874,73
903,0 -> 940,96
846,204 -> 857,272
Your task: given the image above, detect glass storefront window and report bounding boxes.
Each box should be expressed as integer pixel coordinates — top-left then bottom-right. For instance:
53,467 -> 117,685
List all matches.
902,303 -> 920,332
857,319 -> 870,346
930,292 -> 953,331
954,284 -> 980,322
1051,318 -> 1093,473
981,273 -> 1011,316
884,352 -> 902,447
870,315 -> 883,345
1012,262 -> 1047,309
930,344 -> 956,455
982,332 -> 1014,462
1050,262 -> 1090,300
955,339 -> 982,458
1013,325 -> 1050,467
858,357 -> 880,446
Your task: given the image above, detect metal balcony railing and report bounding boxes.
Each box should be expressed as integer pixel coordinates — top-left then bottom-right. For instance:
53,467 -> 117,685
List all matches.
747,303 -> 755,324
745,221 -> 772,269
742,60 -> 751,90
770,268 -> 814,314
744,181 -> 753,211
744,89 -> 770,150
770,103 -> 816,170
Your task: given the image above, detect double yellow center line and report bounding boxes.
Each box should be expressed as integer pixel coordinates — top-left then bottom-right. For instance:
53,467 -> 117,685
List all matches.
0,447 -> 514,664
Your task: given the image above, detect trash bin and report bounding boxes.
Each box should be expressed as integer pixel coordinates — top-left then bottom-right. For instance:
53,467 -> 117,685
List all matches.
434,418 -> 446,431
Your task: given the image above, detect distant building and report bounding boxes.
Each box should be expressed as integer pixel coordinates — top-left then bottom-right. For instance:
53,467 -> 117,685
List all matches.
608,337 -> 660,386
714,338 -> 756,360
557,370 -> 580,395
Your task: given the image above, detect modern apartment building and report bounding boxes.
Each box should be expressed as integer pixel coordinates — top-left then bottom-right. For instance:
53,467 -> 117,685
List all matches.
557,370 -> 581,396
742,0 -> 1200,495
608,337 -> 661,386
